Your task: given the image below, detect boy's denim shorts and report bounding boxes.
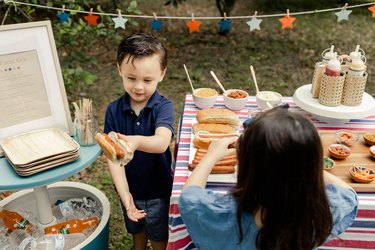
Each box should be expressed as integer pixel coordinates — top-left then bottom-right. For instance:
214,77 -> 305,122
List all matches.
122,198 -> 169,241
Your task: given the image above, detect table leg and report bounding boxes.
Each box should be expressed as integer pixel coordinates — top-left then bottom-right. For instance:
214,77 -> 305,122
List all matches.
33,185 -> 56,226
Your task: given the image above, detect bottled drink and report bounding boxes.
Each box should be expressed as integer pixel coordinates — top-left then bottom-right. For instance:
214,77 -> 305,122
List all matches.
52,197 -> 100,222
8,229 -> 34,249
0,242 -> 20,250
0,208 -> 33,234
30,233 -> 86,250
44,217 -> 99,235
8,229 -> 86,250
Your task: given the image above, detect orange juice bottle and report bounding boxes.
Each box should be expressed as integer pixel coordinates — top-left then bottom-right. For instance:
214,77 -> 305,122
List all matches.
44,217 -> 99,234
0,208 -> 33,233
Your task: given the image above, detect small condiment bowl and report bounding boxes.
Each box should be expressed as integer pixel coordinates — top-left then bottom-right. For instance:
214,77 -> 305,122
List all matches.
363,133 -> 375,146
223,89 -> 249,111
335,130 -> 358,147
192,88 -> 218,109
256,91 -> 282,110
349,165 -> 375,183
369,145 -> 375,159
328,144 -> 350,160
323,157 -> 335,172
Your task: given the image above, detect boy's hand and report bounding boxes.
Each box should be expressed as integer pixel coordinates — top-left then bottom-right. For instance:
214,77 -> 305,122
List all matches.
117,133 -> 138,151
123,193 -> 146,222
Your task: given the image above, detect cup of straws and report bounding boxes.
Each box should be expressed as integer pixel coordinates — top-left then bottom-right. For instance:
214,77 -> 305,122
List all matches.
72,98 -> 98,146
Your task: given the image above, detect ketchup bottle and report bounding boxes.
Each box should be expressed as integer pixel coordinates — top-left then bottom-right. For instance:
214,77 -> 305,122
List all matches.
325,53 -> 341,77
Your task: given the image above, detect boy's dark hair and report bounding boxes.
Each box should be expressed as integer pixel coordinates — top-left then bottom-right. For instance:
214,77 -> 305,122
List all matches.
233,108 -> 333,250
117,33 -> 167,70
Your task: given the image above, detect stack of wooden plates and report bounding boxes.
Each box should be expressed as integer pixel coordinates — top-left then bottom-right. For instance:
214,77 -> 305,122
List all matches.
0,128 -> 80,176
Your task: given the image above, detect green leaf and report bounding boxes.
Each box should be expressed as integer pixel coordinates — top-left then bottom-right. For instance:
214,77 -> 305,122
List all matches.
82,71 -> 98,85
127,1 -> 138,12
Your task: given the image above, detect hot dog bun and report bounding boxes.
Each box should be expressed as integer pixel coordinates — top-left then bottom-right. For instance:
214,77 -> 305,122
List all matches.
192,131 -> 239,149
108,132 -> 134,166
192,123 -> 236,135
196,108 -> 240,128
95,132 -> 134,166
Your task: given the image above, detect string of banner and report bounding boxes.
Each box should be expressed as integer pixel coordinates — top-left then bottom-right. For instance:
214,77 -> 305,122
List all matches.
2,0 -> 375,32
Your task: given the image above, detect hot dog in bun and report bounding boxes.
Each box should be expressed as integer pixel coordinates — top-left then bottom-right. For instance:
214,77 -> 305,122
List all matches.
95,131 -> 134,166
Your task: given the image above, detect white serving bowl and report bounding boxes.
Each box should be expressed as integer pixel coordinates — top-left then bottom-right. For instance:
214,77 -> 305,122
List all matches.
192,88 -> 218,109
223,89 -> 249,111
256,91 -> 282,110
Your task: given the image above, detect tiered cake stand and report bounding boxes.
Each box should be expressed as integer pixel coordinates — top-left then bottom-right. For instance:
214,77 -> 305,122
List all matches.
293,84 -> 375,124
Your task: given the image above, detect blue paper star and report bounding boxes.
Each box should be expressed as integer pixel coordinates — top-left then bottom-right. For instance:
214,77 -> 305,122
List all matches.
219,19 -> 231,32
150,19 -> 163,31
56,12 -> 70,23
335,8 -> 352,22
246,16 -> 262,31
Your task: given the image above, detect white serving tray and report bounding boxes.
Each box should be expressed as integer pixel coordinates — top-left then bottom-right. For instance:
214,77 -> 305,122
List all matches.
188,121 -> 237,184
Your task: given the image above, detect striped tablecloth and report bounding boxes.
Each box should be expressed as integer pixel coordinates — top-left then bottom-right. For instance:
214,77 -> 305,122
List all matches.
168,94 -> 375,250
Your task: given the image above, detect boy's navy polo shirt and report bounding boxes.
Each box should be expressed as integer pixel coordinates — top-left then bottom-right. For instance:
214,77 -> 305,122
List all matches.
104,91 -> 174,200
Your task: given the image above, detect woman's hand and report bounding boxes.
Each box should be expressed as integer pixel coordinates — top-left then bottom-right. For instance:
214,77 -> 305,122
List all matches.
182,137 -> 237,190
123,192 -> 146,222
205,137 -> 237,162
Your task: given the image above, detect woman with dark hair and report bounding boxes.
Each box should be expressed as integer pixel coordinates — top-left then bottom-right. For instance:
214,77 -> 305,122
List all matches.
179,108 -> 358,250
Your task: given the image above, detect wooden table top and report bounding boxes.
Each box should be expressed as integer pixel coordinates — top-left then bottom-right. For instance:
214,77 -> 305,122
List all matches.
320,131 -> 375,192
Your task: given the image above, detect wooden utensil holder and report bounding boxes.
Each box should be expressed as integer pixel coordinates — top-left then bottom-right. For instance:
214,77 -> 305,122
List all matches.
311,62 -> 326,98
341,73 -> 368,106
319,73 -> 345,106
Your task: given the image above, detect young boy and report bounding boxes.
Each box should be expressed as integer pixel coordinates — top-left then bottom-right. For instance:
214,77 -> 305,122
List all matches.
104,33 -> 174,250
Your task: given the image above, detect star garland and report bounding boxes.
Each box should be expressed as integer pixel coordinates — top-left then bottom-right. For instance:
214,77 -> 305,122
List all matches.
279,9 -> 296,29
3,1 -> 375,33
246,12 -> 262,32
186,14 -> 202,33
112,10 -> 128,29
335,3 -> 352,22
150,13 -> 163,31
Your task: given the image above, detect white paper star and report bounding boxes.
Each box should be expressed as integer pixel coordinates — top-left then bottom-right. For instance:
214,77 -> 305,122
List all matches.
246,16 -> 262,31
335,8 -> 352,22
112,16 -> 128,29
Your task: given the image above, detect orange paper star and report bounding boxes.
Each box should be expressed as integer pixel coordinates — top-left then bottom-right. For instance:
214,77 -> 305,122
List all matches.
186,19 -> 202,33
369,4 -> 375,18
84,14 -> 99,26
278,16 -> 296,29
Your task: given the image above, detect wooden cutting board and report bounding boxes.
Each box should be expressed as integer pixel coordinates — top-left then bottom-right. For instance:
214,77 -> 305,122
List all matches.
320,131 -> 375,192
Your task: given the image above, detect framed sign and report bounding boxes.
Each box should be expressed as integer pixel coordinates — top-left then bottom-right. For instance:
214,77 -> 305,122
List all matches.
0,21 -> 73,147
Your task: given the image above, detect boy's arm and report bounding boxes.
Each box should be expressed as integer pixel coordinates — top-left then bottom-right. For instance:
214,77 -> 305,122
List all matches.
107,159 -> 146,221
118,127 -> 172,154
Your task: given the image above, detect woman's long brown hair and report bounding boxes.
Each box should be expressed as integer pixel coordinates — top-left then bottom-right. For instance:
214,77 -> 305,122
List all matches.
232,108 -> 333,250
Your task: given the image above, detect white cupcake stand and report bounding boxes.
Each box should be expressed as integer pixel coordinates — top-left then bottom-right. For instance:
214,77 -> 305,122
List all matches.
293,84 -> 375,124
